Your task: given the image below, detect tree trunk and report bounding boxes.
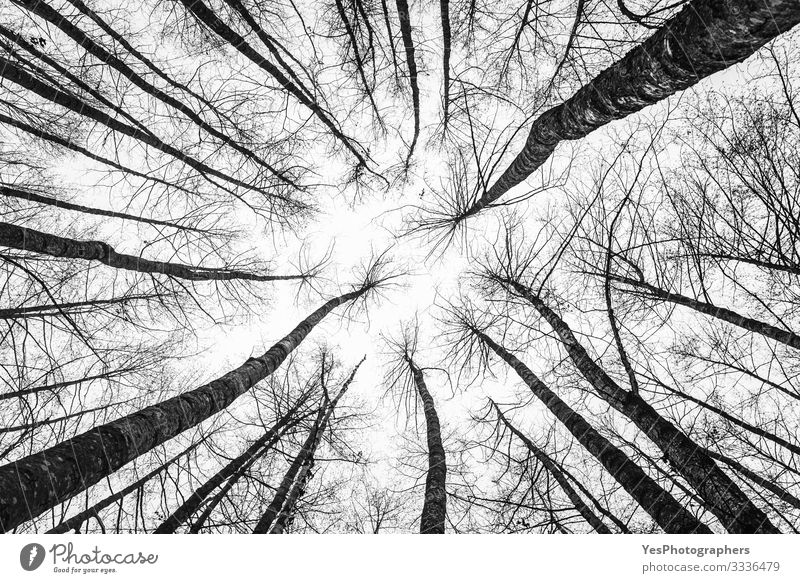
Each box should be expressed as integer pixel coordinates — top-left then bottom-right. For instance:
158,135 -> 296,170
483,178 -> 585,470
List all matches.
12,0 -> 295,187
0,222 -> 299,282
406,358 -> 447,533
0,287 -> 367,532
476,329 -> 711,533
514,283 -> 779,533
255,357 -> 364,533
493,402 -> 611,533
614,275 -> 800,350
154,404 -> 304,533
460,0 -> 800,217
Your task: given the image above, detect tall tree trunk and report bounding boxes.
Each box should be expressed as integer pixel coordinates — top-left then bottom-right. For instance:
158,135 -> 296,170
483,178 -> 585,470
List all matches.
0,222 -> 300,282
406,357 -> 447,533
1,185 -> 203,233
493,402 -> 611,533
154,403 -> 305,533
475,329 -> 711,533
0,113 -> 199,200
439,0 -> 451,131
510,281 -> 779,533
459,0 -> 800,218
175,0 -> 369,168
11,0 -> 295,187
613,275 -> 800,350
0,287 -> 368,532
255,357 -> 364,533
47,440 -> 205,533
394,0 -> 420,165
0,56 -> 287,204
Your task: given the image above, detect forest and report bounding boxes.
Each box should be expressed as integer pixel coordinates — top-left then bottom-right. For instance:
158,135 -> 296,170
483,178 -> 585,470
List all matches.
0,0 -> 799,534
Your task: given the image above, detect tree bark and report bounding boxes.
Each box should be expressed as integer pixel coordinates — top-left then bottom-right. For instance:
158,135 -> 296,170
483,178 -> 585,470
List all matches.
476,329 -> 711,533
511,282 -> 779,533
0,287 -> 367,532
493,402 -> 612,533
460,0 -> 800,217
0,222 -> 298,282
406,357 -> 447,533
47,440 -> 204,533
613,275 -> 800,350
394,0 -> 420,165
256,357 -> 364,533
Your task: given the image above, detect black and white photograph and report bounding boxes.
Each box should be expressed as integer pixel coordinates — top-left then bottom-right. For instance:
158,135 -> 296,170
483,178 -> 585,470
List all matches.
0,0 -> 799,580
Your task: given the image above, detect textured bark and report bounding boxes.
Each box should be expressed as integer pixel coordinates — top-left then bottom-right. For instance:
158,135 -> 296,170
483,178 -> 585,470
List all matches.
176,0 -> 369,168
493,402 -> 611,533
0,56 -> 283,202
47,440 -> 204,534
0,288 -> 365,532
439,0 -> 451,130
513,283 -> 779,533
12,0 -> 294,187
477,330 -> 711,533
614,275 -> 800,350
406,358 -> 447,533
154,406 -> 302,533
1,185 -> 202,233
461,0 -> 800,216
394,0 -> 420,164
0,222 -> 298,282
256,358 -> 364,533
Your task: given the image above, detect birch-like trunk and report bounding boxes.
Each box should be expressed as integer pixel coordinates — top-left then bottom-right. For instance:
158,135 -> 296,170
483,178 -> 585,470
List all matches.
0,222 -> 299,282
406,358 -> 447,533
476,329 -> 711,533
0,287 -> 366,532
154,405 -> 304,533
493,402 -> 611,533
460,0 -> 800,217
47,440 -> 205,533
513,283 -> 779,533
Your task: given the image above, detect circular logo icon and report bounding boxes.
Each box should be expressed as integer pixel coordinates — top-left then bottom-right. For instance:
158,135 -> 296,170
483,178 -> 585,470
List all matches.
20,543 -> 46,571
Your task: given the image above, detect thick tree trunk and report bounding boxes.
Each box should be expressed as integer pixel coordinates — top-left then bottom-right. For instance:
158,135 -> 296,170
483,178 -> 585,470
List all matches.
154,404 -> 304,533
460,0 -> 800,217
406,358 -> 447,533
0,222 -> 298,282
0,288 -> 366,532
493,402 -> 611,533
476,329 -> 711,533
512,282 -> 779,533
613,275 -> 800,350
47,440 -> 204,533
